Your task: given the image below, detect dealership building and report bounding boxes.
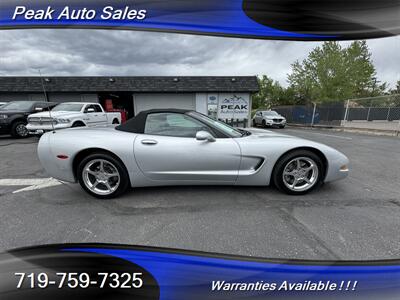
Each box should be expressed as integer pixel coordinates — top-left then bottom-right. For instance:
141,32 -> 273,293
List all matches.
0,76 -> 259,122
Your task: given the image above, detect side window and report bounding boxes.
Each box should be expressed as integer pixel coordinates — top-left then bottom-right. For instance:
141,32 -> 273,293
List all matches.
42,103 -> 55,111
84,105 -> 95,113
93,104 -> 103,112
33,103 -> 48,111
144,113 -> 211,138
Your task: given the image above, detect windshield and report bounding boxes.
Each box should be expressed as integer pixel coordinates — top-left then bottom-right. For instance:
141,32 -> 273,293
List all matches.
263,111 -> 279,116
188,112 -> 243,138
0,101 -> 34,111
52,103 -> 84,112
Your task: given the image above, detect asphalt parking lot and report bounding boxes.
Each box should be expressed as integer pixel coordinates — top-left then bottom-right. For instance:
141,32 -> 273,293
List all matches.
0,128 -> 399,260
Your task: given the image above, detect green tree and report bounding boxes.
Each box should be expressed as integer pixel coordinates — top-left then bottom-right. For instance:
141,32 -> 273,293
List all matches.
252,76 -> 301,109
287,41 -> 386,104
345,41 -> 387,97
389,80 -> 400,106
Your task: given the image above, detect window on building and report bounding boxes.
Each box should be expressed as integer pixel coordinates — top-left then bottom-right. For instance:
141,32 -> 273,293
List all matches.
207,94 -> 218,120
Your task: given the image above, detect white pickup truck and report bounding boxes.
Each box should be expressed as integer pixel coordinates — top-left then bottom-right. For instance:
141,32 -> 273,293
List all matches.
26,102 -> 121,134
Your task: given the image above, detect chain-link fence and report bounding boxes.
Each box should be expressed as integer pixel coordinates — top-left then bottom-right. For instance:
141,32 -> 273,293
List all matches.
273,94 -> 400,135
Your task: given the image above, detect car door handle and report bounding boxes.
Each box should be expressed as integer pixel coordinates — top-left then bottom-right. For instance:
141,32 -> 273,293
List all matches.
141,139 -> 158,145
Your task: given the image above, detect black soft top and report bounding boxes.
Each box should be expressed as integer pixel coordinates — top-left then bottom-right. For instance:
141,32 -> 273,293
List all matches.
116,108 -> 192,133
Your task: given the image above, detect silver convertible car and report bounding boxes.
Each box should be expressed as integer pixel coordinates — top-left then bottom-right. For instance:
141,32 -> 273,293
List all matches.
38,109 -> 349,199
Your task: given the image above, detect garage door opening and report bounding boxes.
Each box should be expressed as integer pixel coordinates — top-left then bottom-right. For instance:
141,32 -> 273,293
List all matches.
134,93 -> 196,116
98,92 -> 134,120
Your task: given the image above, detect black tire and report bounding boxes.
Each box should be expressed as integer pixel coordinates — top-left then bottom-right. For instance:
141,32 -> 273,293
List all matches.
262,120 -> 266,128
11,120 -> 29,138
77,153 -> 130,199
252,119 -> 256,127
280,125 -> 285,129
272,150 -> 324,195
72,121 -> 85,127
112,118 -> 120,124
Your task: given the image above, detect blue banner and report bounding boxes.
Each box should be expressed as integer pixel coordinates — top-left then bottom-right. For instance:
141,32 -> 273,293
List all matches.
0,0 -> 399,40
1,244 -> 399,299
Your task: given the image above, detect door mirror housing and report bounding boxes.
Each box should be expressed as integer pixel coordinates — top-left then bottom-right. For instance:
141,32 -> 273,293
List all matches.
196,131 -> 216,142
86,108 -> 95,113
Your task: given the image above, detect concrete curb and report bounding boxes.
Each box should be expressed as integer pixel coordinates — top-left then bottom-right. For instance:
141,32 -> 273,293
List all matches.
287,124 -> 400,137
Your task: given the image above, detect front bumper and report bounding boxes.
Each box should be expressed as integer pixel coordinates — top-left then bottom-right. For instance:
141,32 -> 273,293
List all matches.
27,123 -> 71,134
265,119 -> 287,126
0,121 -> 11,134
324,152 -> 350,182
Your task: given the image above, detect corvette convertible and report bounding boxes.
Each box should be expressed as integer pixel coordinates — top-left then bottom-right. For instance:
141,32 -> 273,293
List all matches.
38,109 -> 349,199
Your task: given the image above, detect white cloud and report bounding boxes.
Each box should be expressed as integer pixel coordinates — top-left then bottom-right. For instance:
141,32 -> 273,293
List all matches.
0,29 -> 399,88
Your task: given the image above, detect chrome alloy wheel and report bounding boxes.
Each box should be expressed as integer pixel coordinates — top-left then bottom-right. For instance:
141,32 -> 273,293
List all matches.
282,157 -> 319,192
82,159 -> 121,196
16,124 -> 29,137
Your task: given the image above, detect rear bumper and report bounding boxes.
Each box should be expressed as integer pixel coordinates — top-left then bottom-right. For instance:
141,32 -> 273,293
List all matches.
37,133 -> 76,183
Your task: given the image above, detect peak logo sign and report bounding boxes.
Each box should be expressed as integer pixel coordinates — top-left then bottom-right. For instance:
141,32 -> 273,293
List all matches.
218,94 -> 250,119
11,5 -> 147,21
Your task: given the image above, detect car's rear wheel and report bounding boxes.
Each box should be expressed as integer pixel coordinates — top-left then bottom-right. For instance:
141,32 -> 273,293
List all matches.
11,121 -> 29,138
262,120 -> 266,128
252,119 -> 256,127
77,153 -> 130,199
272,150 -> 324,195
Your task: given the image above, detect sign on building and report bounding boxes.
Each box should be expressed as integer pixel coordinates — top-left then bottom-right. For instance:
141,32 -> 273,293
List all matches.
217,94 -> 250,120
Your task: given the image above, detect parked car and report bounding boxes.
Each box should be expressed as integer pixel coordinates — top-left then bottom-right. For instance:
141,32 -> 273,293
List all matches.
38,109 -> 349,199
253,110 -> 287,128
0,101 -> 57,138
27,102 -> 122,135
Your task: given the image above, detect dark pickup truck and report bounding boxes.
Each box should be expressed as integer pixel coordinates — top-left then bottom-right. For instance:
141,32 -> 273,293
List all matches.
0,101 -> 57,138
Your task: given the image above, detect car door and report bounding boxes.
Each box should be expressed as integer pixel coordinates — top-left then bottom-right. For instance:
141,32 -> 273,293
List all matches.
84,104 -> 107,126
134,112 -> 241,183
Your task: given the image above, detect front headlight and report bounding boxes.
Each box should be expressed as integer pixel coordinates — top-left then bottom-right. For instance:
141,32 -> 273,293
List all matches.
56,118 -> 70,123
0,114 -> 8,119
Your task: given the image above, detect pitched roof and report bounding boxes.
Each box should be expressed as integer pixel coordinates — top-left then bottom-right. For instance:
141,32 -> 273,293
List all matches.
0,76 -> 259,93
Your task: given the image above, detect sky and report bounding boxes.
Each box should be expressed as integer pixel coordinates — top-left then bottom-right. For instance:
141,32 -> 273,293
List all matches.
0,29 -> 399,89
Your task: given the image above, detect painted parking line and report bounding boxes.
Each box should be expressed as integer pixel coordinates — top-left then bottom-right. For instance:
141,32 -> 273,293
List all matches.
286,129 -> 353,140
0,178 -> 62,193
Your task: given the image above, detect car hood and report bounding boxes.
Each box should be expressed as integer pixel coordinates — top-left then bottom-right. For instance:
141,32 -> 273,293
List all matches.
264,115 -> 285,119
244,127 -> 295,139
0,110 -> 29,115
236,128 -> 347,163
28,111 -> 82,118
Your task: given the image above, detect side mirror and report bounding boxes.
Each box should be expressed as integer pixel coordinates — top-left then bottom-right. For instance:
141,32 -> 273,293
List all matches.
86,108 -> 95,113
196,131 -> 216,142
35,107 -> 43,112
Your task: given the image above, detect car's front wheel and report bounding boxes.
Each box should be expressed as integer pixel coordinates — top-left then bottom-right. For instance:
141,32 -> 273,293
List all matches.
77,153 -> 130,199
272,150 -> 324,195
11,120 -> 29,138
